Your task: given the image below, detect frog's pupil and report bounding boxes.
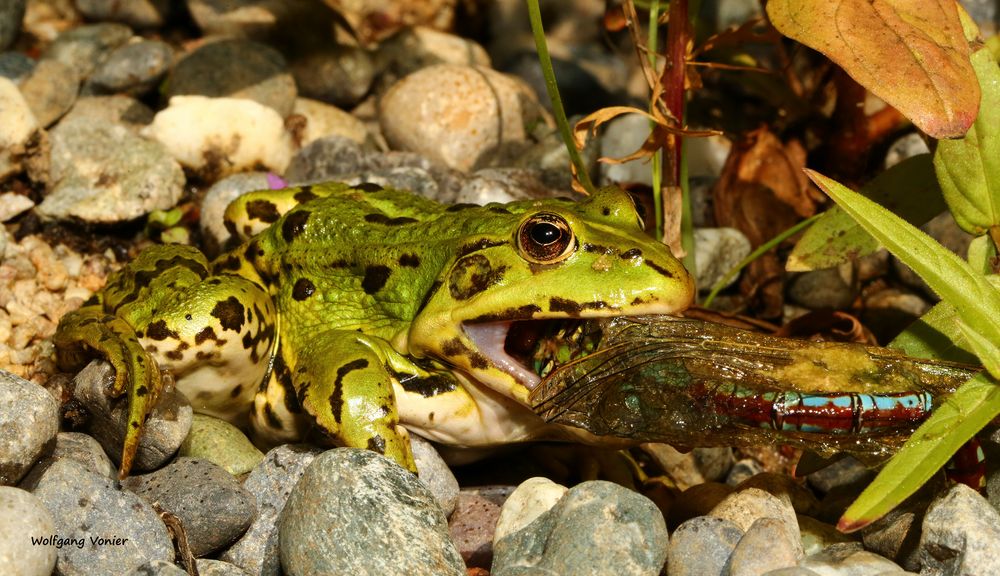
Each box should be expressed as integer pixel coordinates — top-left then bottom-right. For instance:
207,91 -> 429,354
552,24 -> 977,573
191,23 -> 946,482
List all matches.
531,222 -> 561,245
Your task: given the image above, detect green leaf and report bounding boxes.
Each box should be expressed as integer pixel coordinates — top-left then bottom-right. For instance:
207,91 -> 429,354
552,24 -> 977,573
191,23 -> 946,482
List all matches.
807,170 -> 1000,379
959,320 -> 1000,379
889,301 -> 979,365
839,371 -> 1000,533
967,235 -> 993,275
788,155 -> 945,271
934,47 -> 1000,235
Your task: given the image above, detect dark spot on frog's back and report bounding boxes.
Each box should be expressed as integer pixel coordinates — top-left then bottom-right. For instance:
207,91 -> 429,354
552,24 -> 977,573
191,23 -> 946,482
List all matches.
212,297 -> 246,332
367,436 -> 387,453
446,203 -> 479,212
281,210 -> 310,243
146,320 -> 178,341
362,265 -> 392,294
364,213 -> 418,225
399,253 -> 420,267
620,248 -> 642,260
292,278 -> 316,301
355,182 -> 383,192
245,199 -> 280,223
293,186 -> 317,203
549,297 -> 581,316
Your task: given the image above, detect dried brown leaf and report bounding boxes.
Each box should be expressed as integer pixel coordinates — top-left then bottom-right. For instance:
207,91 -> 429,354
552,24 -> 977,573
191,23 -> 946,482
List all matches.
767,0 -> 979,138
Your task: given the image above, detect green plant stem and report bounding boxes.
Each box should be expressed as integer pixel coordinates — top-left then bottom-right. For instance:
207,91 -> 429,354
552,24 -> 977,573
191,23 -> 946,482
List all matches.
526,0 -> 595,194
648,0 -> 664,238
702,213 -> 822,308
680,134 -> 696,278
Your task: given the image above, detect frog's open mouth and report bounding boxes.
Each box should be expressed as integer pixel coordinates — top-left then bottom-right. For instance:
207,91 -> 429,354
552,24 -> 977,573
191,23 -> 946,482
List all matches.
462,320 -> 603,389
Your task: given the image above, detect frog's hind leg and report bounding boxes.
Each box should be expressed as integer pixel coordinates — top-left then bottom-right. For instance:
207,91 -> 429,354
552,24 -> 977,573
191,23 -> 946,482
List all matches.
249,347 -> 311,448
278,332 -> 417,472
139,275 -> 277,425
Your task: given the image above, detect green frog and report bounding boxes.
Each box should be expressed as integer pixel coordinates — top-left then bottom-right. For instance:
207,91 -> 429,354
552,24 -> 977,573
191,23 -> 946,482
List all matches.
53,183 -> 695,476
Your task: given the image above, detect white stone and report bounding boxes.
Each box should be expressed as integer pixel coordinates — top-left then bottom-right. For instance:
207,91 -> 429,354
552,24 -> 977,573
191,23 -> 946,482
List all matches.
142,96 -> 294,179
694,227 -> 751,291
0,193 -> 34,222
494,476 -> 568,543
292,98 -> 367,147
0,78 -> 40,180
379,64 -> 540,171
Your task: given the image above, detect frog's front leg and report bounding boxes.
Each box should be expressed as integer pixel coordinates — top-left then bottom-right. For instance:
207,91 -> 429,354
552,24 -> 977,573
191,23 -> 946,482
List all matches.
285,333 -> 417,472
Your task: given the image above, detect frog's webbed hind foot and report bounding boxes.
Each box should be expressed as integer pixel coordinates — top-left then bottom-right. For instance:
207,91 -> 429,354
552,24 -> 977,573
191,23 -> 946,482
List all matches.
53,306 -> 162,478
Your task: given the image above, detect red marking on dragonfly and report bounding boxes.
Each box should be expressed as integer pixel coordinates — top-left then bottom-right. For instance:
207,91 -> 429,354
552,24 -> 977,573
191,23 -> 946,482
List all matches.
689,382 -> 934,435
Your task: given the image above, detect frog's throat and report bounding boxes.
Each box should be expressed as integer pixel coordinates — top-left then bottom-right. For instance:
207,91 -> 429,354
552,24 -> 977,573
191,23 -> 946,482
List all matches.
463,321 -> 541,389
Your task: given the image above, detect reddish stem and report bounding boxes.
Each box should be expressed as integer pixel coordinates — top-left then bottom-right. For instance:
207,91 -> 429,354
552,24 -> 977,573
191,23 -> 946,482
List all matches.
661,0 -> 689,188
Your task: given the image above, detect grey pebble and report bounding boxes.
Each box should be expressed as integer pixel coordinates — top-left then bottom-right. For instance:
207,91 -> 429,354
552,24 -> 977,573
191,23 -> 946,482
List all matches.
17,58 -> 80,127
75,0 -> 172,29
787,265 -> 857,310
61,95 -> 155,131
40,113 -> 184,223
290,44 -> 375,108
454,167 -> 559,204
168,39 -> 296,117
919,483 -> 1000,576
694,227 -> 751,291
726,458 -> 764,485
124,457 -> 256,557
669,482 -> 735,528
220,444 -> 323,576
43,23 -> 133,78
125,559 -> 188,575
0,0 -> 25,51
0,486 -> 57,576
725,517 -> 800,576
187,0 -> 289,39
0,370 -> 58,486
737,472 -> 820,516
860,492 -> 932,571
278,448 -> 464,576
0,51 -> 34,82
805,456 -> 873,495
19,431 -> 115,490
709,487 -> 803,558
32,459 -> 174,575
197,558 -> 251,575
799,543 -> 904,575
199,172 -> 274,253
493,480 -> 668,576
68,361 -> 192,473
87,39 -> 173,97
411,433 -> 459,516
666,516 -> 744,576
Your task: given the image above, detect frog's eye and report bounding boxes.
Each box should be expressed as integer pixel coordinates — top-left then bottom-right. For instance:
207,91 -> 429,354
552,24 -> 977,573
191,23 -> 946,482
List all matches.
517,213 -> 575,263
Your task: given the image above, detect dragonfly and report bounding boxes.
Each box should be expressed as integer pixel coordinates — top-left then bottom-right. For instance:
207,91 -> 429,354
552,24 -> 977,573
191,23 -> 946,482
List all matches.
529,316 -> 980,464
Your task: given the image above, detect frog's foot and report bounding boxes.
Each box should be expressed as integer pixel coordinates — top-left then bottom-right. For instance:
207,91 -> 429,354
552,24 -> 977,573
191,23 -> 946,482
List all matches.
53,306 -> 163,478
281,334 -> 417,472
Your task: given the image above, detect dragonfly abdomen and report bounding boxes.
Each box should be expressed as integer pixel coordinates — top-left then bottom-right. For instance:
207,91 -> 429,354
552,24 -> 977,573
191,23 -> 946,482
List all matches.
699,383 -> 934,435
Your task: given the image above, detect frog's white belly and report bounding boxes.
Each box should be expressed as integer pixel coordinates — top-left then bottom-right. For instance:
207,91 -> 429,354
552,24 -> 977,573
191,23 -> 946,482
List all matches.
394,371 -> 551,446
